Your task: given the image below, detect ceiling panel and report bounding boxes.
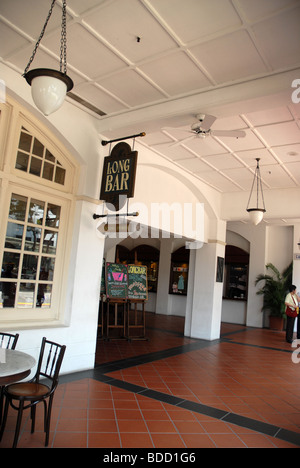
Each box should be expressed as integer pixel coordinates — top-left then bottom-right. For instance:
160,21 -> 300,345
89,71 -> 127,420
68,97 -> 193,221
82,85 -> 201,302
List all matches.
83,0 -> 178,62
1,0 -> 300,223
148,0 -> 242,43
189,30 -> 267,84
138,51 -> 211,96
251,5 -> 300,69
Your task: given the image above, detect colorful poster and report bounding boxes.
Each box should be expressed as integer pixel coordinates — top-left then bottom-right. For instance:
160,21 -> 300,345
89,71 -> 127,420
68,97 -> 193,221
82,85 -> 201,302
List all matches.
127,264 -> 148,300
106,262 -> 128,299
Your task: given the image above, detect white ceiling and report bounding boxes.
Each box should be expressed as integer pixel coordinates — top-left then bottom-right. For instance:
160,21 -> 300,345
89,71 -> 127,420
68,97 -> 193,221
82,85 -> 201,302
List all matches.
1,0 -> 300,222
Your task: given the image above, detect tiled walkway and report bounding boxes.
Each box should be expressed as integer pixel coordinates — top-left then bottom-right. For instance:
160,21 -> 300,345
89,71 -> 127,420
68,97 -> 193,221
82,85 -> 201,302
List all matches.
1,313 -> 300,448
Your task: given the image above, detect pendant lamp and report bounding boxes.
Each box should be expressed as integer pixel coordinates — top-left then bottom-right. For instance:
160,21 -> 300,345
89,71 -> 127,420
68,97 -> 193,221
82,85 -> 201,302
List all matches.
23,0 -> 73,116
246,158 -> 266,225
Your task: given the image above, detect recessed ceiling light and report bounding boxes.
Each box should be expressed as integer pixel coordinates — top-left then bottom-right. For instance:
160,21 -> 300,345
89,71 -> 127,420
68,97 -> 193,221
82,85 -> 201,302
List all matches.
287,151 -> 299,156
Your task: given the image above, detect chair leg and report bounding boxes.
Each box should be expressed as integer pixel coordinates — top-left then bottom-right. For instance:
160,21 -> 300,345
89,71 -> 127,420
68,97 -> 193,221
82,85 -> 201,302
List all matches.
45,396 -> 54,446
12,400 -> 24,449
0,395 -> 9,442
30,404 -> 36,433
0,386 -> 3,425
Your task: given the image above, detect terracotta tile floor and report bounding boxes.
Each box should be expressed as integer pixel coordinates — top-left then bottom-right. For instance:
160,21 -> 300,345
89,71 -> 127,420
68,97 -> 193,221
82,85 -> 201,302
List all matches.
1,313 -> 300,448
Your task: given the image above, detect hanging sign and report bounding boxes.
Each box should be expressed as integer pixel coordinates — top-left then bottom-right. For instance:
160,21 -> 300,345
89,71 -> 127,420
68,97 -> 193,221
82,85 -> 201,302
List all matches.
127,264 -> 148,300
100,142 -> 138,210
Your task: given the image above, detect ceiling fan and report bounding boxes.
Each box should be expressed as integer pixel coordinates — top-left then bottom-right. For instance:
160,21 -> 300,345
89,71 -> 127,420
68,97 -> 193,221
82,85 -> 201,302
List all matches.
164,114 -> 246,147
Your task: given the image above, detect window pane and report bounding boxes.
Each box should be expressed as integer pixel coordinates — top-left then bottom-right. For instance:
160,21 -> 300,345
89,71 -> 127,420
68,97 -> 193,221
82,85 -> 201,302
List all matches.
0,281 -> 16,307
18,131 -> 32,152
25,227 -> 42,252
16,151 -> 29,171
17,283 -> 35,308
42,161 -> 54,181
29,156 -> 42,176
32,138 -> 44,157
1,252 -> 20,278
45,149 -> 55,162
9,194 -> 27,221
5,222 -> 24,249
43,230 -> 58,254
55,166 -> 66,185
37,284 -> 52,308
28,199 -> 44,225
40,257 -> 55,280
21,254 -> 38,279
46,204 -> 60,228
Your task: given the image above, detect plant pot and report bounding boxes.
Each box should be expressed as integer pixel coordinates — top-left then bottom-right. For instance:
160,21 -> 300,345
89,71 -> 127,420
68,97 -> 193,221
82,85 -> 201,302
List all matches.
269,316 -> 284,331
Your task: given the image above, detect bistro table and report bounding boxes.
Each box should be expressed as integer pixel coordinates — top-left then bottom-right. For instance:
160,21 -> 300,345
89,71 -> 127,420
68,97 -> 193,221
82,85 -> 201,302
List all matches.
0,349 -> 36,386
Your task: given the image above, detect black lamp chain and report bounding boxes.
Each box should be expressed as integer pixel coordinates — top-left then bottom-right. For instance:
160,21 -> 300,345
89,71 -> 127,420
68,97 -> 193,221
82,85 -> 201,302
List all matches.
60,0 -> 67,74
23,0 -> 68,76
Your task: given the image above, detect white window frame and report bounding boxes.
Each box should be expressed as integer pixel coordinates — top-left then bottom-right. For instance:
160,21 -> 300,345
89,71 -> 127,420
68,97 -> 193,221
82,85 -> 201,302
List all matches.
0,99 -> 78,329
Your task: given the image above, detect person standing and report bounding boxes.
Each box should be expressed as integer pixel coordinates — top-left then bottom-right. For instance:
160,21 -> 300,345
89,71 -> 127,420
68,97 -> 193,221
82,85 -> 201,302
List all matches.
285,285 -> 299,343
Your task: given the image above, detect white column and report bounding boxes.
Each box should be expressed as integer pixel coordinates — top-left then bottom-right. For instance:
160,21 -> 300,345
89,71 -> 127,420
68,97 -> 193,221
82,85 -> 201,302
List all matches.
156,238 -> 174,315
185,239 -> 225,340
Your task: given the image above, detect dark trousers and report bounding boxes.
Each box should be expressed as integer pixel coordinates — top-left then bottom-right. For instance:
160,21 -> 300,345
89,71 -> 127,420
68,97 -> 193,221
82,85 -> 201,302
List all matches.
286,315 -> 300,342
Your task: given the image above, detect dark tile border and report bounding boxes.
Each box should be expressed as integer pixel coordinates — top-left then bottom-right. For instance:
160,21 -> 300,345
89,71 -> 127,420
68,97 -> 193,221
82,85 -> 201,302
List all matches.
60,333 -> 300,447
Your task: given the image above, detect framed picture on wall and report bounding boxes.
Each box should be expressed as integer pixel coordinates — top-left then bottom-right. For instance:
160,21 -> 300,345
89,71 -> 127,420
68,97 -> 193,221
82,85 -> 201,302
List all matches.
169,262 -> 189,295
216,256 -> 224,283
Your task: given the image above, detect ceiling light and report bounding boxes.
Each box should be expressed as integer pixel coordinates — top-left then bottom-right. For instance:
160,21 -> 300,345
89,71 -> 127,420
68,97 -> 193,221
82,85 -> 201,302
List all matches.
246,158 -> 266,225
23,0 -> 73,116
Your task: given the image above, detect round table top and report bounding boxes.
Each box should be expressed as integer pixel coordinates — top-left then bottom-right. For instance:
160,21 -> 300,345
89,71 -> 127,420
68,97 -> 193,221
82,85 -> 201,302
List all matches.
0,349 -> 36,378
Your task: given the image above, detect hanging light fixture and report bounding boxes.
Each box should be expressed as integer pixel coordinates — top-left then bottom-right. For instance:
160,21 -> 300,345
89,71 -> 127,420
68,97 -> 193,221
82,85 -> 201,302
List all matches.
246,158 -> 266,225
23,0 -> 73,116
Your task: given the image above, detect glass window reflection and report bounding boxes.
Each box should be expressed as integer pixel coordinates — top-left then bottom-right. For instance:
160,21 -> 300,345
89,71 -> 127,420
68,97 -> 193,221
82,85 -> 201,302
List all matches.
37,283 -> 52,308
43,231 -> 58,254
25,226 -> 42,252
1,252 -> 20,278
0,281 -> 16,307
28,199 -> 44,225
17,283 -> 35,308
46,204 -> 60,227
9,194 -> 27,221
5,222 -> 24,250
21,254 -> 38,280
40,257 -> 55,280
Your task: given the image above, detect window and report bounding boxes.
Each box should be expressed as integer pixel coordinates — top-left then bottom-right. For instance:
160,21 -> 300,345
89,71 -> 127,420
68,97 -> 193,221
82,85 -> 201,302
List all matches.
0,99 -> 78,327
223,245 -> 249,300
0,193 -> 60,309
16,127 -> 66,185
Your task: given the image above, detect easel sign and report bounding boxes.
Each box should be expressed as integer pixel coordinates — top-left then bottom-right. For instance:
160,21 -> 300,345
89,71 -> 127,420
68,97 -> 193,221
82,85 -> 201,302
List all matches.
127,264 -> 148,301
106,262 -> 128,299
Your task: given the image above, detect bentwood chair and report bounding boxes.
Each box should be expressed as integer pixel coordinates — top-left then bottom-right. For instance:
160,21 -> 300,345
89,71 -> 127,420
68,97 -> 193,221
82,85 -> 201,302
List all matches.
0,332 -> 19,424
0,332 -> 19,350
0,337 -> 66,448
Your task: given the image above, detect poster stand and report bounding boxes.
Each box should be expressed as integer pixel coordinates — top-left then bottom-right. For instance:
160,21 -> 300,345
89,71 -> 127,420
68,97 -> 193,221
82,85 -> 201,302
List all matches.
97,294 -> 105,339
126,299 -> 148,341
106,298 -> 127,340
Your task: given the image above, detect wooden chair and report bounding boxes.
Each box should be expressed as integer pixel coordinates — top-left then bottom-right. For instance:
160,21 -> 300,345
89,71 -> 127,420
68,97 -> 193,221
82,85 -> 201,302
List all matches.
0,337 -> 66,448
0,332 -> 19,349
0,332 -> 19,424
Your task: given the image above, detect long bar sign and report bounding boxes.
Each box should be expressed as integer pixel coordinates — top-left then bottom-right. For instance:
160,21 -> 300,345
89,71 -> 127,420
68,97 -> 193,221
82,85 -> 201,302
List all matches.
100,142 -> 138,210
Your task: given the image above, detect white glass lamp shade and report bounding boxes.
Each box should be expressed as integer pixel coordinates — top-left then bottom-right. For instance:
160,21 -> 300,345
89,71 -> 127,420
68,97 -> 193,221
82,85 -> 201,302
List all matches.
247,208 -> 265,225
24,69 -> 73,116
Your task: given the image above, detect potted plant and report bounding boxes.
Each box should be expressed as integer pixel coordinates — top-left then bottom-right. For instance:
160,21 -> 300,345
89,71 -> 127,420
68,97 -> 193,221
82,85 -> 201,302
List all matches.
255,262 -> 292,330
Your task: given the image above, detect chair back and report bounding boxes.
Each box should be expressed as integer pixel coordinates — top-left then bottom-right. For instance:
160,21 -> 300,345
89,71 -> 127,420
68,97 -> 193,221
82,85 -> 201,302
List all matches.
35,337 -> 66,389
0,332 -> 19,349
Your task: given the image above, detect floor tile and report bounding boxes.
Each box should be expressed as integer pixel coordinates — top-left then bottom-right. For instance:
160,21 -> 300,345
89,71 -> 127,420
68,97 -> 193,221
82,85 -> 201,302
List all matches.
2,316 -> 300,449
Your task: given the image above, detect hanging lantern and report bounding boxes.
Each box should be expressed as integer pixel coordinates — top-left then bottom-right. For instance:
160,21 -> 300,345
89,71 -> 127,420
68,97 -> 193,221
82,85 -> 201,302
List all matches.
23,0 -> 73,116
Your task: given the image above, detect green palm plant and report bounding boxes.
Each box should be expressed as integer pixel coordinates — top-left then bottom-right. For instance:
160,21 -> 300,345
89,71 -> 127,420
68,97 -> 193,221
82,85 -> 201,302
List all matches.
255,262 -> 293,317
